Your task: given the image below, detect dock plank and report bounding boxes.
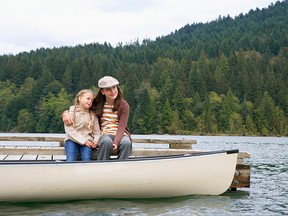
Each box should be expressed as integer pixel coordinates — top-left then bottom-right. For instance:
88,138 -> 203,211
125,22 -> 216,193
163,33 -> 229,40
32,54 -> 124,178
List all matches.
0,136 -> 197,148
37,155 -> 53,160
21,155 -> 38,160
53,155 -> 66,160
5,155 -> 23,160
0,155 -> 7,160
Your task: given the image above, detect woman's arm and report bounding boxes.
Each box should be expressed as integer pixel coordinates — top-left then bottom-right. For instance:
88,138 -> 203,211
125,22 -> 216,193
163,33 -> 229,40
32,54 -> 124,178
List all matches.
62,110 -> 73,126
114,100 -> 129,146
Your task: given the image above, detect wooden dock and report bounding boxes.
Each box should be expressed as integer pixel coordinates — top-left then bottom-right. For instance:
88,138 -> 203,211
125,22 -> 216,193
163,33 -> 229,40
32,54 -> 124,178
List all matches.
0,134 -> 250,190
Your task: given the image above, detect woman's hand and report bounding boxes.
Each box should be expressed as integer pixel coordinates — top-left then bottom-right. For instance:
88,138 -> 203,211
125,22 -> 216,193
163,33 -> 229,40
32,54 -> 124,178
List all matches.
113,143 -> 118,151
112,143 -> 118,154
93,142 -> 99,149
62,111 -> 73,126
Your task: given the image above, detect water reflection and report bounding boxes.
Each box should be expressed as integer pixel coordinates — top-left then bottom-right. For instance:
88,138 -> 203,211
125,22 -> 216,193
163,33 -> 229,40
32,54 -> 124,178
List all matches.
0,192 -> 250,216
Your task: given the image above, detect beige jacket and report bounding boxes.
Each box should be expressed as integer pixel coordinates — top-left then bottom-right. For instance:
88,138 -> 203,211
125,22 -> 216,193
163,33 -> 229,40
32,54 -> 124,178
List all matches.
64,105 -> 101,145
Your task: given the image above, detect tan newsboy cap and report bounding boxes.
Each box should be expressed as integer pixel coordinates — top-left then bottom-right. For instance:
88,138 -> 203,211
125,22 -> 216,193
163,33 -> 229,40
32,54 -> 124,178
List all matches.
98,76 -> 119,88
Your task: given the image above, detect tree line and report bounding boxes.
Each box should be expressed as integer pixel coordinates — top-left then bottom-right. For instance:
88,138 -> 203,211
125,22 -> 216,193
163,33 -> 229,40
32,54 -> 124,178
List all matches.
0,0 -> 287,136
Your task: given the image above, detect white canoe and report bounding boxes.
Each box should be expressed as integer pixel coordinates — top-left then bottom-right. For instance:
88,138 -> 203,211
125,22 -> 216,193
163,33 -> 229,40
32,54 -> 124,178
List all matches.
0,149 -> 238,202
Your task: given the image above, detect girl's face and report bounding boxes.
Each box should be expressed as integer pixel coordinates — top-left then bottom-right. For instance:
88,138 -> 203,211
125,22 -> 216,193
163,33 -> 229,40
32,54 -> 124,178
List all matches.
101,86 -> 118,104
78,92 -> 94,110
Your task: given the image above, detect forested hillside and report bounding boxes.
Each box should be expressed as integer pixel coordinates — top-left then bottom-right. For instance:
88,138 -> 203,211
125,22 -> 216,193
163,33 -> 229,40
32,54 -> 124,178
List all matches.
0,0 -> 287,136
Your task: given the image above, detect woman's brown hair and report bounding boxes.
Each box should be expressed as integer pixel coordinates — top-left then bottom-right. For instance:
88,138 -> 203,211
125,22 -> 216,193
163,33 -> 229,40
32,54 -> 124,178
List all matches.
92,86 -> 124,118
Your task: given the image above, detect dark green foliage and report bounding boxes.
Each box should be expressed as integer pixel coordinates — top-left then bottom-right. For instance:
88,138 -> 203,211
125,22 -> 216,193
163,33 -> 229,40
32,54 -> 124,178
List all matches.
0,1 -> 287,135
16,109 -> 35,132
36,89 -> 71,133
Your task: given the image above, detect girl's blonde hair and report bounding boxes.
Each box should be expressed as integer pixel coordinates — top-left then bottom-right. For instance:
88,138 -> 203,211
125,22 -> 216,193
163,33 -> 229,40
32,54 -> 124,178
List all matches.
72,89 -> 95,130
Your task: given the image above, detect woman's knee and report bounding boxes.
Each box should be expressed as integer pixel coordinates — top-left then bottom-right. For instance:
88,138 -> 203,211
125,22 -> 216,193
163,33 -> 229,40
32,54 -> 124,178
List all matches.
120,136 -> 132,145
119,136 -> 132,150
99,135 -> 113,144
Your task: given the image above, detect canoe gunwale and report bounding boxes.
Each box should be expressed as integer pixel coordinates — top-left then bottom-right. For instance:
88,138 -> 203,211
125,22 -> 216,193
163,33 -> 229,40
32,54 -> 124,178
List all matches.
0,149 -> 239,165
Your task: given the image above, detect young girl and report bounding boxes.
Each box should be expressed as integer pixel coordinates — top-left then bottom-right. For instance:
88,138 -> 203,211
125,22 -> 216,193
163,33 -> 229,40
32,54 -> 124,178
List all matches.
64,89 -> 101,161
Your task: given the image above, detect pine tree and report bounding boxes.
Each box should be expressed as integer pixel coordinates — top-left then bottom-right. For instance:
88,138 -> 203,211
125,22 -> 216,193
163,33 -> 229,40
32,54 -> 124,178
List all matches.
16,109 -> 35,132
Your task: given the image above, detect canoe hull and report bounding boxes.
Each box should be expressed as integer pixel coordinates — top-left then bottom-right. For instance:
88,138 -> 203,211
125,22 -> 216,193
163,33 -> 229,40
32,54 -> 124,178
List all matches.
0,150 -> 238,202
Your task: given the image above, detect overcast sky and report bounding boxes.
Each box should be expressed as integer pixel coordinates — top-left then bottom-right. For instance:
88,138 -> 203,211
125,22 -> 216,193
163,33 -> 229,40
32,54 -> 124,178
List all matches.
0,0 -> 280,55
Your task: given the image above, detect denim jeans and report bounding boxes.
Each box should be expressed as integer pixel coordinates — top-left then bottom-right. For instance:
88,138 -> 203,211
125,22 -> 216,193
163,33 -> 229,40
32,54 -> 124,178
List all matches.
97,134 -> 132,160
65,139 -> 93,161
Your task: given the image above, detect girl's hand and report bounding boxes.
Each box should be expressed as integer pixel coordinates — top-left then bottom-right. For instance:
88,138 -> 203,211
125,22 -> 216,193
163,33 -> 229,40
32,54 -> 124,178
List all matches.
84,140 -> 94,148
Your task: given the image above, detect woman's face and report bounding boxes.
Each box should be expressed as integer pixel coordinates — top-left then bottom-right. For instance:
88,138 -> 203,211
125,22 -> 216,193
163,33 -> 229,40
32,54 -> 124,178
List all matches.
101,85 -> 118,103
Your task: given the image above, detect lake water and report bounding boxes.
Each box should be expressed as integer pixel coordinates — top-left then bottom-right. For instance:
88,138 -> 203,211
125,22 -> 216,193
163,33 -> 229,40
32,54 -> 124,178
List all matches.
0,134 -> 287,216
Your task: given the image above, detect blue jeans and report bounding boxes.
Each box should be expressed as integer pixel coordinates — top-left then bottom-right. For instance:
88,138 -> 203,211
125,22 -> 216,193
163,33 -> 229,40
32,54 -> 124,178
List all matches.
97,134 -> 132,160
65,140 -> 93,161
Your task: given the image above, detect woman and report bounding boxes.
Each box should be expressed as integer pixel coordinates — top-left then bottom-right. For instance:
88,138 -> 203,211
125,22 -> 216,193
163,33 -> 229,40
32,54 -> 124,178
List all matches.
62,76 -> 132,160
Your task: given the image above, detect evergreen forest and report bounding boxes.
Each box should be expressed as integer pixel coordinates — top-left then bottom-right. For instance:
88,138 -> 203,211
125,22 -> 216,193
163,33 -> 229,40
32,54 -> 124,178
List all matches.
0,0 -> 287,136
